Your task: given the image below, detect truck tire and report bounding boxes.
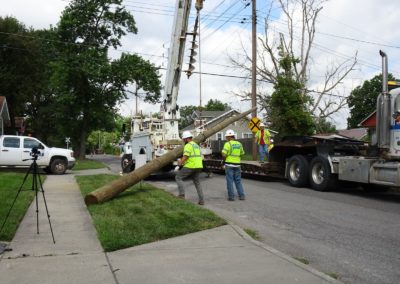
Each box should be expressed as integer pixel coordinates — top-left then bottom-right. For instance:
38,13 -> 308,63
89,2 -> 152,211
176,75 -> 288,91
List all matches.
287,155 -> 309,187
121,154 -> 135,173
309,156 -> 337,191
50,158 -> 67,175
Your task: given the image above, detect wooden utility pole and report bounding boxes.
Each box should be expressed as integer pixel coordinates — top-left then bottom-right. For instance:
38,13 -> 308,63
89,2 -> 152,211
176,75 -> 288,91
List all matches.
251,0 -> 258,160
85,107 -> 257,205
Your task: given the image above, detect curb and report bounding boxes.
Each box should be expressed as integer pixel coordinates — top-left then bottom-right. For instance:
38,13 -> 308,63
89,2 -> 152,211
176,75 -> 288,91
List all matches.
229,224 -> 343,284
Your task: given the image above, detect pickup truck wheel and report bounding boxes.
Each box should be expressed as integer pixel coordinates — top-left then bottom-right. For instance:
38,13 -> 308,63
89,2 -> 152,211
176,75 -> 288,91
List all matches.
50,158 -> 67,175
309,156 -> 336,191
121,154 -> 135,173
287,155 -> 309,187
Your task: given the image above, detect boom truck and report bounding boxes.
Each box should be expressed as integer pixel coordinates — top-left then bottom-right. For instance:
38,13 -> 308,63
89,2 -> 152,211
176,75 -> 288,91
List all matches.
121,0 -> 205,173
205,51 -> 400,191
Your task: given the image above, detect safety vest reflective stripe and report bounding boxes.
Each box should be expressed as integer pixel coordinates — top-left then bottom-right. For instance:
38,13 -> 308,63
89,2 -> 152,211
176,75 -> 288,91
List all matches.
183,141 -> 203,169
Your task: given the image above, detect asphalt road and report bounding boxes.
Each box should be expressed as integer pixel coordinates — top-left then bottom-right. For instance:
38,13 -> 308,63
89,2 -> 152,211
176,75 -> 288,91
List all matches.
90,154 -> 400,284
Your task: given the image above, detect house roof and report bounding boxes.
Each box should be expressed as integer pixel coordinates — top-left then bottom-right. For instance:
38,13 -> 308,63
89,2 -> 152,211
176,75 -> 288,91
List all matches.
358,111 -> 376,127
0,96 -> 11,122
192,110 -> 227,119
337,128 -> 368,140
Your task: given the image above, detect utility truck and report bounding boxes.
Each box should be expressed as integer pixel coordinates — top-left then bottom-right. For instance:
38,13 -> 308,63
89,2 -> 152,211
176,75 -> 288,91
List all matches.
205,51 -> 400,191
121,0 -> 205,173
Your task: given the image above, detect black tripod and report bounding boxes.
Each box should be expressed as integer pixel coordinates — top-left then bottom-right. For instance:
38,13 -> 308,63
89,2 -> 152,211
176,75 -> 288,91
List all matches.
0,149 -> 55,244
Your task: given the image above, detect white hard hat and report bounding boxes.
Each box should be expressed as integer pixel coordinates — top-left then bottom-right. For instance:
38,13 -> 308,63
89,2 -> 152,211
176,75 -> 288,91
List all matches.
225,129 -> 235,137
259,122 -> 265,127
181,131 -> 193,139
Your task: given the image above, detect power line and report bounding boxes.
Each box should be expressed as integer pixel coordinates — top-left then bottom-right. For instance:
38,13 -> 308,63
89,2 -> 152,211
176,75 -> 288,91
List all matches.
202,2 -> 250,42
317,31 -> 400,49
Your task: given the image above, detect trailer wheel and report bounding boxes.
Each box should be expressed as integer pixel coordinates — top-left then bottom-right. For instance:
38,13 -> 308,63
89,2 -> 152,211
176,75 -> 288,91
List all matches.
287,155 -> 309,187
121,154 -> 135,173
309,156 -> 336,191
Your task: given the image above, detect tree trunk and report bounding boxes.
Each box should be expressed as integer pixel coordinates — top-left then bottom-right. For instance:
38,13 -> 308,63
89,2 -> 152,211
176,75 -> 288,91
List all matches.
78,113 -> 88,160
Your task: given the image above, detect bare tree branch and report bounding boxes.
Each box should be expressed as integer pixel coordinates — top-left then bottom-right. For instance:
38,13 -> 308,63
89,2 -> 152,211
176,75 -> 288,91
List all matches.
229,0 -> 357,124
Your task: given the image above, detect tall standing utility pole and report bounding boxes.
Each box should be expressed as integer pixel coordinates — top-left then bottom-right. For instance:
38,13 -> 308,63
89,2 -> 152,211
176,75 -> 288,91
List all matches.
251,0 -> 257,160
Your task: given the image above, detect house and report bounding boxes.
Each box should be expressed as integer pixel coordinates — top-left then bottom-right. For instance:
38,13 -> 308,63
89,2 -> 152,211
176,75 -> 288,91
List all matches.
337,128 -> 368,141
358,110 -> 377,143
0,96 -> 11,135
182,109 -> 254,141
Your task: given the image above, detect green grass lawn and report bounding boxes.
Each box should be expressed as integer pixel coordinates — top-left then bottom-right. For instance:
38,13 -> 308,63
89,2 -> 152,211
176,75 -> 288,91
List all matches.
77,174 -> 227,252
0,172 -> 40,241
73,159 -> 107,170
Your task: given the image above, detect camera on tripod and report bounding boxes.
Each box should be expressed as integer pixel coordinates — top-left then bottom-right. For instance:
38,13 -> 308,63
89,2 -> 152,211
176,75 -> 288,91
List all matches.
30,146 -> 42,159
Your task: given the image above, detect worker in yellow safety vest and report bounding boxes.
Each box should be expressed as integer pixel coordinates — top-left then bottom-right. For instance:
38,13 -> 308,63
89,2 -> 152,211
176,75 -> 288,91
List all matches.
175,131 -> 205,205
222,129 -> 245,201
254,122 -> 271,163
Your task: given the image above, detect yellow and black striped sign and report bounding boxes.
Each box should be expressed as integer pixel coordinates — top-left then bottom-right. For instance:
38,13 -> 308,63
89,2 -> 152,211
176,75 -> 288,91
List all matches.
248,117 -> 261,133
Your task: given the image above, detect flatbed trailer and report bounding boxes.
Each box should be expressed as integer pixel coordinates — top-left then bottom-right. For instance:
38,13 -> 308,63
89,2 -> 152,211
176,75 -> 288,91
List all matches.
204,159 -> 284,179
204,135 -> 368,186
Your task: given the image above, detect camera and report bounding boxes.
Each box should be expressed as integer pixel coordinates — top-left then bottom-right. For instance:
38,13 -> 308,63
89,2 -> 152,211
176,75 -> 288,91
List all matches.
30,147 -> 41,157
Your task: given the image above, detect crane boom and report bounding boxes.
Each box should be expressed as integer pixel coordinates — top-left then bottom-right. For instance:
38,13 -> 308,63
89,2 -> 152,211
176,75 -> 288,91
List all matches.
163,0 -> 192,118
162,0 -> 203,141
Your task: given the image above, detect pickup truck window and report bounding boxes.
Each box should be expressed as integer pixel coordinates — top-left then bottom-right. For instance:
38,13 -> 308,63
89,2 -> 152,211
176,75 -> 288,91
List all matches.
23,138 -> 40,149
3,137 -> 20,148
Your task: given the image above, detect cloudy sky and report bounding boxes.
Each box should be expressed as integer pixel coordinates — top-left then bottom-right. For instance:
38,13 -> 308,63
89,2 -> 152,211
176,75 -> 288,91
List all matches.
1,0 -> 400,129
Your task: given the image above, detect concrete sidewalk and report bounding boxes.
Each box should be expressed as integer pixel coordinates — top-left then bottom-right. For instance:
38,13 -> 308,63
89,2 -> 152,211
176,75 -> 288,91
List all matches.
0,170 -> 341,284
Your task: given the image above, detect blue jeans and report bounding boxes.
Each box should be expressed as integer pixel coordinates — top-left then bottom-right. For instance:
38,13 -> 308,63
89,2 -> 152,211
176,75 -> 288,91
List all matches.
225,166 -> 245,199
258,144 -> 269,162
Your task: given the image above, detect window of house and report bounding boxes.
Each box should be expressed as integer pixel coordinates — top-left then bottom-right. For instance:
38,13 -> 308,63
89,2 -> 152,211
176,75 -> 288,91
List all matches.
242,132 -> 252,139
3,137 -> 20,148
216,132 -> 223,140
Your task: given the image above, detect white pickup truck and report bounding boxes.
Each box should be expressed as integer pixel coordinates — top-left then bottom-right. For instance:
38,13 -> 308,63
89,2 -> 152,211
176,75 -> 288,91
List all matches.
0,135 -> 75,174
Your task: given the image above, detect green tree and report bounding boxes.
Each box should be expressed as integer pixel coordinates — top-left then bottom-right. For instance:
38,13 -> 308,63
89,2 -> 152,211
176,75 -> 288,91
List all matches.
347,74 -> 396,128
179,105 -> 197,129
315,118 -> 336,134
24,28 -> 62,144
269,53 -> 314,137
0,17 -> 45,133
52,0 -> 161,158
205,99 -> 229,111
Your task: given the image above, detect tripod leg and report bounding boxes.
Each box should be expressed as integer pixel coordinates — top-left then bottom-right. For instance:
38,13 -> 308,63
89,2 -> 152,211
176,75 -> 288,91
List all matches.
33,165 -> 40,235
36,164 -> 56,244
0,163 -> 35,235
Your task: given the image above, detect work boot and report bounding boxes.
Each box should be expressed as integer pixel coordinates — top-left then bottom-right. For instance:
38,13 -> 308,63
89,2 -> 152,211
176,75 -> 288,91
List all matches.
198,200 -> 204,205
178,194 -> 185,199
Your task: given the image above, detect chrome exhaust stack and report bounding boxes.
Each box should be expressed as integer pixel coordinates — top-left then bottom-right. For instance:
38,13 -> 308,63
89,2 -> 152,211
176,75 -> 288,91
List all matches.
376,50 -> 390,149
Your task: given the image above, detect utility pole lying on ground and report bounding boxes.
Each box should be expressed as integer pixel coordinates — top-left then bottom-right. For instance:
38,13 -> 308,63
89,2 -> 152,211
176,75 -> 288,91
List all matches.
85,107 -> 256,205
